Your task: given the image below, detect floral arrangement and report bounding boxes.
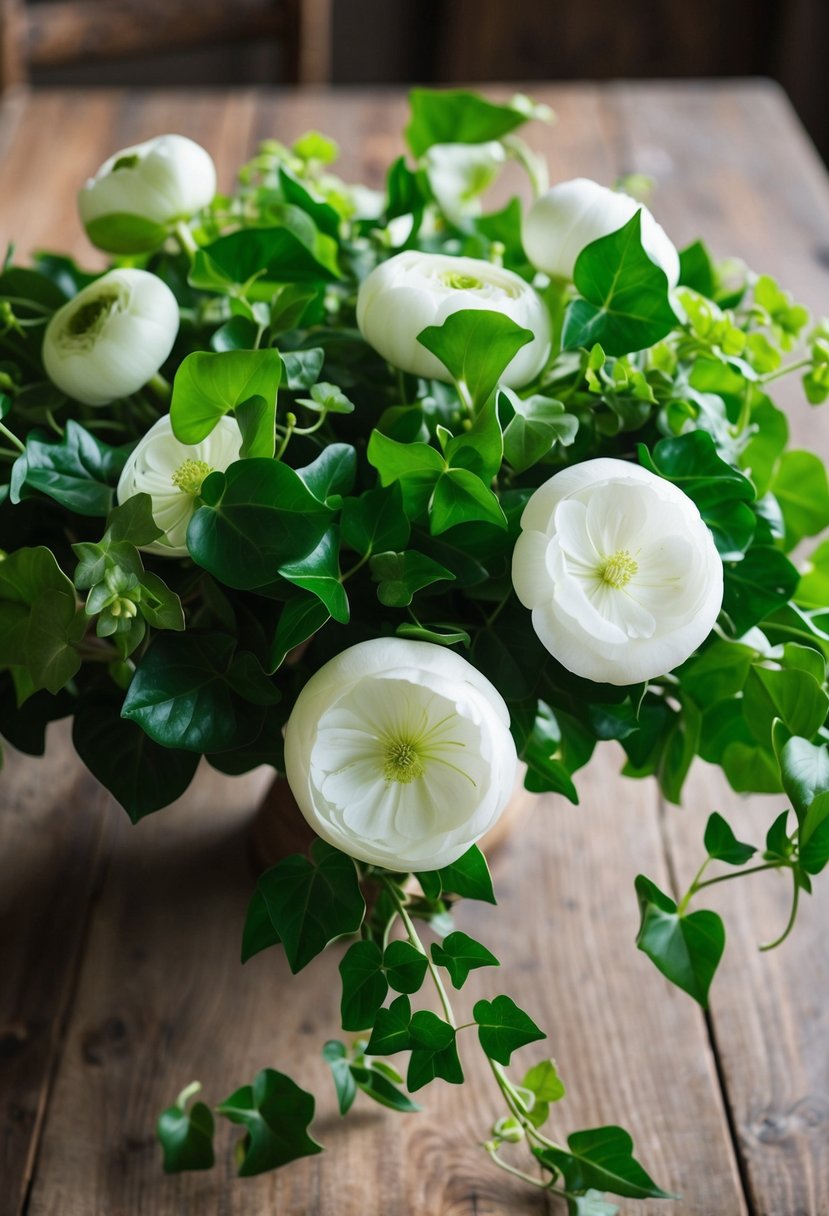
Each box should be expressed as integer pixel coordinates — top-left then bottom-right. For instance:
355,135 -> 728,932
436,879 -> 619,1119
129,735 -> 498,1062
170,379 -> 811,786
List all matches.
3,90 -> 829,1209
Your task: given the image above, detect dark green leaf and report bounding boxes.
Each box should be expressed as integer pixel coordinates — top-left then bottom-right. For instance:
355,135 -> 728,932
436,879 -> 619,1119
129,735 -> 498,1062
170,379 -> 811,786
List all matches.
241,886 -> 281,963
722,545 -> 800,635
678,238 -> 716,296
341,483 -> 411,556
473,994 -> 545,1065
156,1083 -> 215,1173
281,348 -> 325,389
279,527 -> 349,622
349,1064 -> 421,1113
105,493 -> 164,546
296,443 -> 357,503
257,840 -> 365,973
11,420 -> 128,516
770,450 -> 829,550
535,1125 -> 672,1200
562,213 -> 677,356
500,389 -> 578,473
191,215 -> 340,290
339,940 -> 389,1031
121,633 -> 271,752
370,549 -> 454,608
187,459 -> 332,590
634,874 -> 725,1007
776,734 -> 829,821
430,466 -> 507,533
322,1040 -> 357,1116
0,546 -> 83,694
416,845 -> 496,904
217,1068 -> 322,1177
268,594 -> 330,673
703,812 -> 756,865
431,931 -> 499,989
407,1011 -> 463,1091
73,688 -> 199,822
383,939 -> 429,994
365,994 -> 412,1055
417,309 -> 533,410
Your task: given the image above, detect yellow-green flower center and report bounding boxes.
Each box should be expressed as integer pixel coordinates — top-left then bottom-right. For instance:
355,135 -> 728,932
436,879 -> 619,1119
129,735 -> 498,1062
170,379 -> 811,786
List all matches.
598,549 -> 638,589
383,738 -> 426,784
63,289 -> 121,339
171,458 -> 212,496
441,270 -> 484,291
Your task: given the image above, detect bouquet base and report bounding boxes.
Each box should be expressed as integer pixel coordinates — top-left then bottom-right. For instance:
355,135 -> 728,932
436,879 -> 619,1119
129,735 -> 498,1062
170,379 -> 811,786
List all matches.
249,769 -> 535,873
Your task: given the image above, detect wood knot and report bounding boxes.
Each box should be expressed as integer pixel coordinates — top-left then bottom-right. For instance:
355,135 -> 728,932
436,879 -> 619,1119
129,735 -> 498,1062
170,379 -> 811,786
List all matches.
81,1016 -> 130,1066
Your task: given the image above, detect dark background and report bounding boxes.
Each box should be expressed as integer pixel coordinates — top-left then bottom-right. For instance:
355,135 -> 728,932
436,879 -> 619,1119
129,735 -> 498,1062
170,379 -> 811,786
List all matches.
18,0 -> 829,163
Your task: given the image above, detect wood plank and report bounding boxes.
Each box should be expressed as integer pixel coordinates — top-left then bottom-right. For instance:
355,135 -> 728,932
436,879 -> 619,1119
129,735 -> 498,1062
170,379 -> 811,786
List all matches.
9,85 -> 747,1214
607,79 -> 829,1216
0,724 -> 115,1216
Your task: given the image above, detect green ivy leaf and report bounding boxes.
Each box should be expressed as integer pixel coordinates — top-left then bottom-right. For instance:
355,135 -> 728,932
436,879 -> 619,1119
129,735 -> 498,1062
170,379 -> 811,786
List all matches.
365,994 -> 412,1055
703,812 -> 756,865
322,1040 -> 357,1116
775,733 -> 829,821
677,640 -> 754,705
349,1063 -> 421,1113
268,593 -> 330,673
634,874 -> 725,1007
770,449 -> 829,551
170,349 -> 281,446
562,213 -> 677,356
187,459 -> 333,590
341,483 -> 411,557
281,347 -> 325,389
722,545 -> 800,635
417,845 -> 496,904
370,550 -> 454,607
417,309 -> 533,411
296,443 -> 357,503
443,397 -> 504,481
743,665 -> 828,744
473,994 -> 545,1065
105,493 -> 164,546
678,238 -> 716,296
279,527 -> 348,622
156,1082 -> 215,1173
799,791 -> 829,874
0,546 -> 84,694
406,1011 -> 463,1092
11,420 -> 128,516
535,1125 -> 673,1200
565,1190 -> 620,1216
430,466 -> 507,534
241,886 -> 281,963
190,213 -> 341,291
339,940 -> 389,1031
383,939 -> 429,994
257,840 -> 365,974
73,688 -> 199,822
406,88 -> 532,157
431,931 -> 499,989
217,1068 -> 322,1177
500,388 -> 578,473
121,633 -> 272,752
521,1058 -> 566,1128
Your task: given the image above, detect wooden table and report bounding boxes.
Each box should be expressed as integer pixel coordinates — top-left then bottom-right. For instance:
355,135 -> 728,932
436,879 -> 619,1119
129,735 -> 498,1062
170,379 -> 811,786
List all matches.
1,81 -> 828,1216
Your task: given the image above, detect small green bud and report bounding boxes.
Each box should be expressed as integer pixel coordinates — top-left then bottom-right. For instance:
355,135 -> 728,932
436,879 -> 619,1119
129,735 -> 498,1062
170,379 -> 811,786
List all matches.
493,1116 -> 524,1144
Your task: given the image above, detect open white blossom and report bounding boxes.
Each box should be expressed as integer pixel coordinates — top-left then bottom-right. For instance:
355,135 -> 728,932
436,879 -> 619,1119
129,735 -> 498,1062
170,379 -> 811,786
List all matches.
512,459 -> 722,685
116,414 -> 241,556
78,134 -> 217,253
284,638 -> 518,872
523,178 -> 680,286
356,251 -> 551,387
42,268 -> 179,407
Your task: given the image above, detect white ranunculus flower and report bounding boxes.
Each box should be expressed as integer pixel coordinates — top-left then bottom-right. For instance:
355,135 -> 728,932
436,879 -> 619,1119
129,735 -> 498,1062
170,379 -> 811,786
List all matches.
42,269 -> 179,407
523,178 -> 680,286
356,251 -> 551,388
78,134 -> 217,253
284,637 -> 518,872
512,458 -> 722,685
116,413 -> 241,556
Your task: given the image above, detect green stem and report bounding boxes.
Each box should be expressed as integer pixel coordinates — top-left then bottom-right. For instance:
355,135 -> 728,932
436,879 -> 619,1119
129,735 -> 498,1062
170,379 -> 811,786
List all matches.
174,220 -> 199,264
0,419 -> 24,452
677,857 -> 710,915
148,372 -> 172,405
274,412 -> 297,461
759,357 -> 810,385
45,408 -> 64,437
484,1144 -> 550,1190
385,881 -> 455,1027
340,550 -> 371,582
693,861 -> 787,894
760,870 -> 800,951
454,377 -> 475,416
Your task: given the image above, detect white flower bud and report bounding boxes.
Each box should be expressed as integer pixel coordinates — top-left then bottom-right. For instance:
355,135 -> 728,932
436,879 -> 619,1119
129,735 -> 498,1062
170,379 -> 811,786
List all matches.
116,413 -> 242,556
284,638 -> 518,872
424,141 -> 506,224
523,178 -> 680,285
356,251 -> 551,388
78,134 -> 217,253
512,459 -> 722,685
42,269 -> 179,407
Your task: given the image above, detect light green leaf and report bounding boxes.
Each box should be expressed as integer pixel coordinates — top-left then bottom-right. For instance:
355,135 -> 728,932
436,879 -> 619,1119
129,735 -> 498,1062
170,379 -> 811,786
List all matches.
417,309 -> 534,410
170,349 -> 281,444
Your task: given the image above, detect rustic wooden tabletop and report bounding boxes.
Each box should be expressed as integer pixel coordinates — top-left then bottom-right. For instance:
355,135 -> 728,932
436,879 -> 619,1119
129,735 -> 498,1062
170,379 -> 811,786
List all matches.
1,81 -> 828,1216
